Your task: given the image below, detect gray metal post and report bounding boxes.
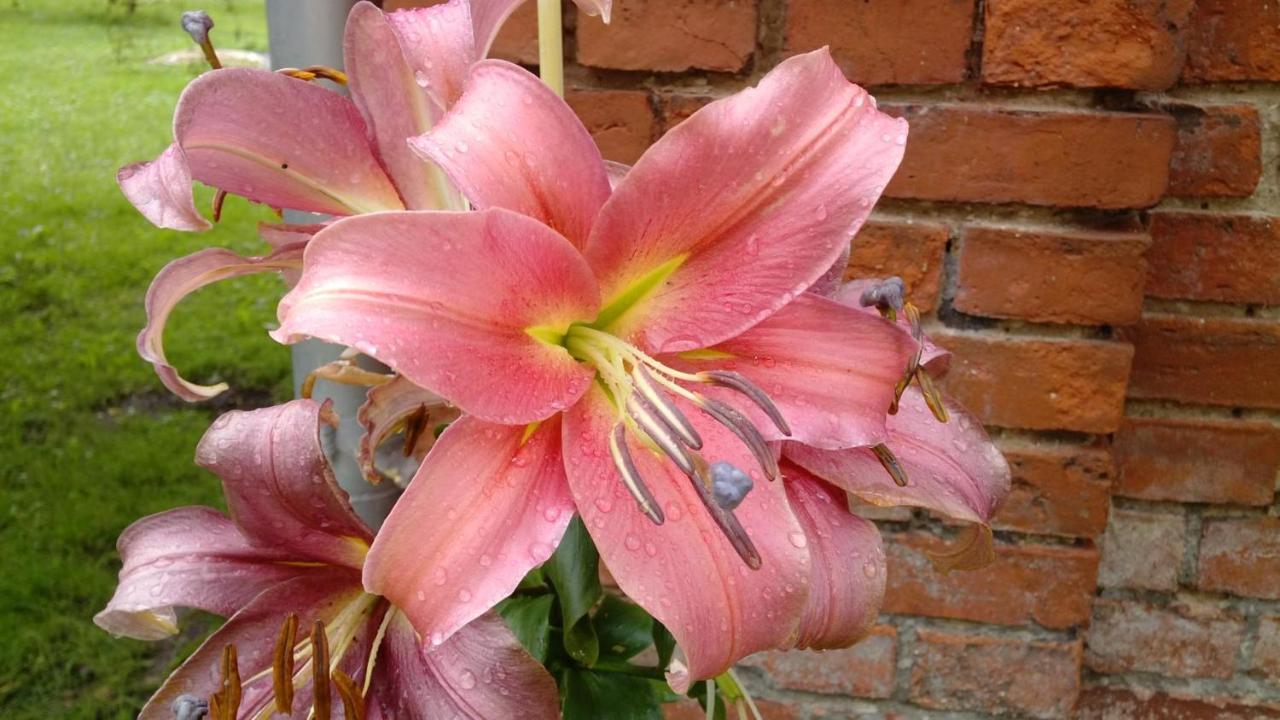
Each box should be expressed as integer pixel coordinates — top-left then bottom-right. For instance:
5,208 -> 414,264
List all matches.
267,0 -> 401,528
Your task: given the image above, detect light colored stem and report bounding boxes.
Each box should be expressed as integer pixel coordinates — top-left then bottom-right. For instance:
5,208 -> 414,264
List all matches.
537,0 -> 564,96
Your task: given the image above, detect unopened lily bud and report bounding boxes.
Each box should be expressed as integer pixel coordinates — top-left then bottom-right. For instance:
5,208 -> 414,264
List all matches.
710,461 -> 753,510
180,11 -> 214,45
171,694 -> 208,720
859,276 -> 906,313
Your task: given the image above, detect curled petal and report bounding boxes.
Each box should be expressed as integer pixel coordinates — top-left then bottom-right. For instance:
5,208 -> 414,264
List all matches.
257,221 -> 328,250
385,0 -> 477,112
834,279 -> 949,374
275,209 -> 600,424
586,48 -> 907,354
117,143 -> 211,231
363,417 -> 574,645
137,244 -> 303,401
357,374 -> 457,484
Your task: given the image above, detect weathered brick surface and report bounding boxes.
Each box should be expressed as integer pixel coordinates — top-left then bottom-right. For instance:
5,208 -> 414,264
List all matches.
982,0 -> 1195,89
1146,212 -> 1280,305
1168,104 -> 1262,198
884,106 -> 1176,208
1198,516 -> 1280,600
577,0 -> 757,72
1086,599 -> 1246,679
1252,616 -> 1280,682
844,219 -> 949,312
1096,508 -> 1185,592
993,442 -> 1112,539
489,1 -> 538,64
932,331 -> 1133,433
784,0 -> 974,85
565,88 -> 655,164
910,629 -> 1082,718
1113,416 -> 1279,506
1182,0 -> 1280,82
954,224 -> 1149,325
884,532 -> 1099,629
1120,314 -> 1280,409
741,626 -> 896,699
1078,687 -> 1280,719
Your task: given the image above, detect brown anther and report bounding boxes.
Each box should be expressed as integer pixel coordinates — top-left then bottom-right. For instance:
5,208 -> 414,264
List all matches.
698,397 -> 780,481
915,369 -> 949,423
272,612 -> 298,714
627,393 -> 695,477
218,643 -> 241,720
401,405 -> 429,456
889,375 -> 910,415
278,66 -> 349,85
872,443 -> 909,487
687,455 -> 761,569
211,189 -> 227,223
633,366 -> 702,449
312,620 -> 332,720
207,694 -> 221,720
699,370 -> 791,437
609,423 -> 665,525
332,669 -> 366,720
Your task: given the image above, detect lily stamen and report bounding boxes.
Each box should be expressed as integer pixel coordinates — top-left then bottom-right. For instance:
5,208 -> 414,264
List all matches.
633,366 -> 702,449
626,393 -> 696,477
608,423 -> 665,525
694,397 -> 780,482
271,612 -> 298,714
277,66 -> 350,86
180,11 -> 221,70
312,620 -> 331,720
331,669 -> 366,720
871,443 -> 909,487
698,370 -> 792,437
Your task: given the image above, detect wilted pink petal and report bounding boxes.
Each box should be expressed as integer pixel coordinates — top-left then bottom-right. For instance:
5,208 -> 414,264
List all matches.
367,611 -> 561,720
116,143 -> 211,231
834,279 -> 950,374
275,209 -> 600,424
563,387 -> 811,692
257,221 -> 328,250
174,68 -> 403,215
195,400 -> 374,570
385,0 -> 477,111
363,417 -> 574,645
356,374 -> 456,484
137,244 -> 304,401
585,49 -> 907,354
784,466 -> 885,650
667,294 -> 914,450
409,61 -> 610,250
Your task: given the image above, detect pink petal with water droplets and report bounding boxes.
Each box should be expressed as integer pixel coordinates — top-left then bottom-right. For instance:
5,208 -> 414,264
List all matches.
409,61 -> 610,251
117,143 -> 211,231
363,416 -> 574,646
563,387 -> 811,692
196,399 -> 374,570
385,0 -> 477,112
784,465 -> 885,650
137,244 -> 303,402
586,48 -> 907,354
274,209 -> 600,424
833,279 -> 950,374
174,68 -> 402,215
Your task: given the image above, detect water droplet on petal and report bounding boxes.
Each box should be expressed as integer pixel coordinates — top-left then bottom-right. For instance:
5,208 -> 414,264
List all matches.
787,530 -> 808,549
459,670 -> 477,689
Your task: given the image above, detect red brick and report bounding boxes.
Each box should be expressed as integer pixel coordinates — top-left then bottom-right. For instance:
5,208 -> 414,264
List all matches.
982,0 -> 1194,89
1120,314 -> 1280,410
1182,0 -> 1280,82
993,442 -> 1112,539
932,331 -> 1133,433
1078,687 -> 1280,720
884,105 -> 1176,209
1146,212 -> 1280,304
1086,599 -> 1245,679
1251,616 -> 1280,682
741,626 -> 896,699
657,93 -> 715,133
1198,516 -> 1280,599
490,2 -> 538,64
784,0 -> 974,85
844,220 -> 949,312
565,88 -> 656,164
883,532 -> 1099,629
1168,104 -> 1262,198
1114,416 -> 1280,506
954,224 -> 1149,325
910,629 -> 1082,719
577,0 -> 757,72
1097,508 -> 1185,592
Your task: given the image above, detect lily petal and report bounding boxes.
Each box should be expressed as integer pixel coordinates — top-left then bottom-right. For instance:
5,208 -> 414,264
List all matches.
385,0 -> 477,112
363,416 -> 574,646
195,399 -> 374,570
137,244 -> 303,402
586,48 -> 907,354
409,60 -> 611,251
667,293 -> 915,450
834,279 -> 949,374
257,221 -> 328,250
357,374 -> 457,484
274,209 -> 600,424
563,386 -> 811,691
174,68 -> 403,215
784,465 -> 885,650
367,611 -> 561,720
117,143 -> 211,231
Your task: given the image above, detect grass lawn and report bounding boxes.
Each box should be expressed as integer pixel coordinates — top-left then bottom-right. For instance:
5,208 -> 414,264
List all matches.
0,1 -> 296,716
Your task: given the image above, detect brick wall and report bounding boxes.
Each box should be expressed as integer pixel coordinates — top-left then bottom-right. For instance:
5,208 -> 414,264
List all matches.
389,1 -> 1280,716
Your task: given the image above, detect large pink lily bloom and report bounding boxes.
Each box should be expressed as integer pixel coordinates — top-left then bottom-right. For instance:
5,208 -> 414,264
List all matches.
94,399 -> 559,719
272,49 -> 919,689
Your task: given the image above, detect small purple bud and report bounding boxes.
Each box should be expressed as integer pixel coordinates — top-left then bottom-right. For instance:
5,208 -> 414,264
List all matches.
171,694 -> 208,720
710,461 -> 753,510
181,10 -> 215,45
859,276 -> 906,312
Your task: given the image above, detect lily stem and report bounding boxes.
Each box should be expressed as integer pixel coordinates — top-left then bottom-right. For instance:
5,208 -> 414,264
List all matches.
537,0 -> 564,97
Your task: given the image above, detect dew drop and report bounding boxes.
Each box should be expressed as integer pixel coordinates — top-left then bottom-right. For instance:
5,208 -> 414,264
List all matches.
863,561 -> 879,579
624,534 -> 641,552
787,530 -> 808,549
416,589 -> 426,601
457,588 -> 473,603
459,670 -> 477,689
594,497 -> 614,513
479,554 -> 493,567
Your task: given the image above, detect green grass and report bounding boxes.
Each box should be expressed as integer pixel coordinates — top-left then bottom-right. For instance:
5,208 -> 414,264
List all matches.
0,2 -> 295,716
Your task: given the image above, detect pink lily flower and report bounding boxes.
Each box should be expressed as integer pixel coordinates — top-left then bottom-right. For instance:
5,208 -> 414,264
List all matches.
272,49 -> 923,688
94,399 -> 559,719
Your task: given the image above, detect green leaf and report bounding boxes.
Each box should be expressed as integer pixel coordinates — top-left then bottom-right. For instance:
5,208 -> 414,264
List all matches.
596,595 -> 654,661
652,620 -> 676,671
561,669 -> 663,720
545,516 -> 602,666
496,594 -> 555,663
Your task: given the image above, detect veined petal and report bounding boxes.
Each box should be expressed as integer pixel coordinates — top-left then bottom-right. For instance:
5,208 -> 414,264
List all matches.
563,387 -> 811,692
784,466 -> 885,650
357,374 -> 457,484
117,143 -> 211,231
786,387 -> 1011,526
346,1 -> 460,210
174,68 -> 403,215
368,611 -> 560,720
586,48 -> 907,354
274,209 -> 600,424
667,294 -> 915,450
409,61 -> 610,251
137,244 -> 303,402
385,0 -> 477,112
834,279 -> 950,374
363,417 -> 574,646
195,400 -> 374,570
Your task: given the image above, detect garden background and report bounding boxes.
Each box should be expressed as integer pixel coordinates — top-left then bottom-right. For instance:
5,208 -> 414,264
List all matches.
1,0 -> 1277,717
